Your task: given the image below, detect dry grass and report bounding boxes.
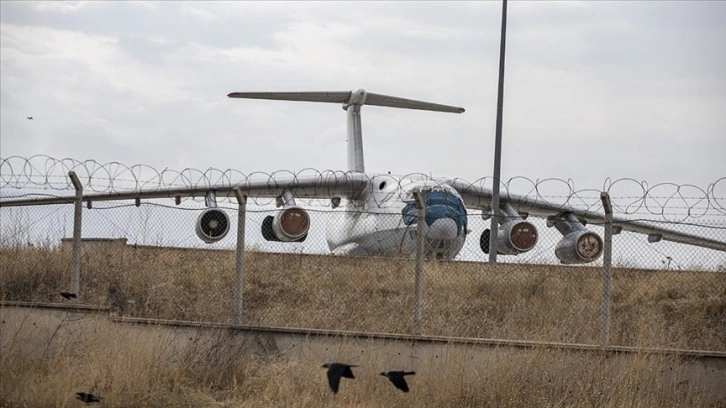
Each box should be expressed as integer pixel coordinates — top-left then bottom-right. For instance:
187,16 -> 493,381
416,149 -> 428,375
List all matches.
1,242 -> 724,407
1,243 -> 724,351
0,310 -> 721,408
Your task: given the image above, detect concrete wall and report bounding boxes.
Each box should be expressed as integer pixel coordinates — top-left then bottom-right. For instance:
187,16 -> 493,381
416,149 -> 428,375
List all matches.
2,303 -> 725,403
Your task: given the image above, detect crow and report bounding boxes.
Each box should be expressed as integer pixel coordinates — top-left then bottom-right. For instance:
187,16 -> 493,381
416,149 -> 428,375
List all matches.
27,116 -> 33,120
380,371 -> 416,392
60,292 -> 77,300
76,392 -> 102,403
322,362 -> 357,394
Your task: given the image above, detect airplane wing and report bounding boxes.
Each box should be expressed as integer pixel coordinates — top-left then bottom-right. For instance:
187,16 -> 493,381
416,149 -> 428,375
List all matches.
445,179 -> 726,252
0,172 -> 370,207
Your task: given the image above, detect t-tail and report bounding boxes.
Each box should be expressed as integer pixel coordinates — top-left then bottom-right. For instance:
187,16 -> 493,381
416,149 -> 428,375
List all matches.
227,89 -> 465,173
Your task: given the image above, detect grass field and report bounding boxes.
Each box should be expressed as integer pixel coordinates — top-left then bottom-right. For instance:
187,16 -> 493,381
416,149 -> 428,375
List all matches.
1,308 -> 722,408
1,242 -> 724,351
1,242 -> 725,407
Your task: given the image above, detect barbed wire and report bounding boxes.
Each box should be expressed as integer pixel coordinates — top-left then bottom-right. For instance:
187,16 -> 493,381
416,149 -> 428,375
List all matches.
1,155 -> 725,221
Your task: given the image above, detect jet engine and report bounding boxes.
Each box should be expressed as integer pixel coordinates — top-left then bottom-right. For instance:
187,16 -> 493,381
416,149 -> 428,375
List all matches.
262,189 -> 311,243
554,230 -> 603,264
195,208 -> 230,244
497,219 -> 539,255
548,213 -> 603,264
480,203 -> 538,255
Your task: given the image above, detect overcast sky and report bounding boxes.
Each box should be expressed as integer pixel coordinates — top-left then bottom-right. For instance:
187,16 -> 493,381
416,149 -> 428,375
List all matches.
1,1 -> 724,193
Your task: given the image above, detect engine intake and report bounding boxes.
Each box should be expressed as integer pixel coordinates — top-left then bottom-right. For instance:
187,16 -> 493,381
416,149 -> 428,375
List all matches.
547,212 -> 604,264
555,230 -> 603,264
262,206 -> 310,242
480,220 -> 538,255
498,220 -> 538,255
480,203 -> 538,256
195,208 -> 230,244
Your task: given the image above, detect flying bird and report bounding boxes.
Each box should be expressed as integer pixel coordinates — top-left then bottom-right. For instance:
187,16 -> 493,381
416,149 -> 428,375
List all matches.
322,362 -> 357,394
76,392 -> 102,403
60,291 -> 77,300
380,371 -> 416,392
26,116 -> 33,120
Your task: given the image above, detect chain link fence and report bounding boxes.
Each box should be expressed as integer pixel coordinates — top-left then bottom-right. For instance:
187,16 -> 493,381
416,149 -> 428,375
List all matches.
1,156 -> 724,352
2,199 -> 724,352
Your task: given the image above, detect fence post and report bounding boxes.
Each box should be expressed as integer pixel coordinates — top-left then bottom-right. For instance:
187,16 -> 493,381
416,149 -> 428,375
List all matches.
600,191 -> 613,345
233,188 -> 247,325
412,190 -> 426,336
68,171 -> 83,299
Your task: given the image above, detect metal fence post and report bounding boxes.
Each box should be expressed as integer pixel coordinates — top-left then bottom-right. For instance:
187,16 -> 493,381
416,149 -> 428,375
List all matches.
600,191 -> 613,345
488,0 -> 509,264
412,190 -> 426,336
68,171 -> 83,299
233,188 -> 247,325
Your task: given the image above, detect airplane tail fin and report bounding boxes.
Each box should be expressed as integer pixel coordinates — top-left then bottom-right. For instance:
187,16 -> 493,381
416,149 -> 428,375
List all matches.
228,89 -> 465,172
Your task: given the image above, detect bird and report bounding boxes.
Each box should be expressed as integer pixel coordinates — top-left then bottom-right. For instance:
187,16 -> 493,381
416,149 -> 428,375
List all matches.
76,392 -> 102,403
322,362 -> 357,394
60,291 -> 77,300
26,116 -> 33,120
380,371 -> 416,392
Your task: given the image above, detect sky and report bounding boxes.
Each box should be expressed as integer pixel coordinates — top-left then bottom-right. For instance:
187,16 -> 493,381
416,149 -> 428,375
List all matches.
0,1 -> 725,268
1,0 -> 724,193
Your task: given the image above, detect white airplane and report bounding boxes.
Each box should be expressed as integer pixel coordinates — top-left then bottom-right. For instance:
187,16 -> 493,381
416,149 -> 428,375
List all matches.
2,89 -> 725,263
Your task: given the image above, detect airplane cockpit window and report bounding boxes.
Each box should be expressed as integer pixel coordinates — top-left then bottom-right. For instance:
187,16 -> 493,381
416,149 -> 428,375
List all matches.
370,176 -> 398,208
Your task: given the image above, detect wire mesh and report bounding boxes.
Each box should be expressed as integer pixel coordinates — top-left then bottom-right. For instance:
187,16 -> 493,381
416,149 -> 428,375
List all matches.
1,156 -> 724,352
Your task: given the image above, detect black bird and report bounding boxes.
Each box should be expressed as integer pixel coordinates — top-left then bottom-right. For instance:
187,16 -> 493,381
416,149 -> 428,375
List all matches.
27,116 -> 33,120
76,392 -> 102,403
322,362 -> 357,394
60,291 -> 77,300
380,371 -> 416,392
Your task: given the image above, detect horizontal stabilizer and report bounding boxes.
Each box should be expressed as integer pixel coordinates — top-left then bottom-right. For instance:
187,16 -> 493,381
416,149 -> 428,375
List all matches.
228,89 -> 465,113
228,91 -> 352,104
365,92 -> 464,113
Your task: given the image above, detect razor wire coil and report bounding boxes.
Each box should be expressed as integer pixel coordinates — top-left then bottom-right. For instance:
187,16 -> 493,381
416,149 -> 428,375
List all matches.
1,155 -> 725,222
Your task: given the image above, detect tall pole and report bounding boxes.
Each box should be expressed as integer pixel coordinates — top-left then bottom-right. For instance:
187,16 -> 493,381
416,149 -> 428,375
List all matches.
488,0 -> 508,263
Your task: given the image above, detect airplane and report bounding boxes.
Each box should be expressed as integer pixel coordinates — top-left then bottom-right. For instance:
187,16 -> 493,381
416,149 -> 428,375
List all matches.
1,89 -> 725,264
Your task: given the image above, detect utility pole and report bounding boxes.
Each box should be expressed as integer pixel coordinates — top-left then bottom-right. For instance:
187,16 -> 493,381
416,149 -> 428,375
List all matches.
488,0 -> 508,263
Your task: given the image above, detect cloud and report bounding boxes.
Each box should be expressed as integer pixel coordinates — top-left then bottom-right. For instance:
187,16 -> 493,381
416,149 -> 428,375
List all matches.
0,1 -> 724,188
0,23 -> 203,167
180,4 -> 221,24
1,24 -> 186,102
29,1 -> 91,14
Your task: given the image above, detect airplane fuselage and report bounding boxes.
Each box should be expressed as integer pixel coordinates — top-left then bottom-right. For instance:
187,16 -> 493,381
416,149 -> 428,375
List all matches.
325,174 -> 468,260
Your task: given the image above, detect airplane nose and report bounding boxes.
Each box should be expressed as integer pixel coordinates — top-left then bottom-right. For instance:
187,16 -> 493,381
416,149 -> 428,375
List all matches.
401,189 -> 468,238
427,217 -> 459,240
400,188 -> 468,259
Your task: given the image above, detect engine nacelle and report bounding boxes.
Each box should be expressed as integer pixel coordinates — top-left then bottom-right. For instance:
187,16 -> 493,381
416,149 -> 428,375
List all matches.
195,208 -> 230,244
261,206 -> 310,242
555,230 -> 603,264
497,220 -> 538,255
480,220 -> 538,255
